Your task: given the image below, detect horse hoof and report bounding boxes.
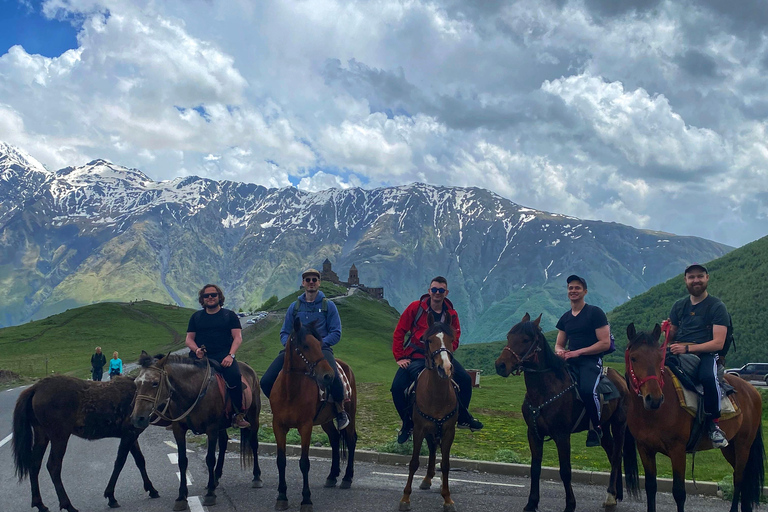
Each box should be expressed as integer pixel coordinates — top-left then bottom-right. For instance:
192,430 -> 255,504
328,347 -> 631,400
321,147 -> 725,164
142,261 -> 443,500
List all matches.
108,501 -> 120,509
251,478 -> 263,488
149,490 -> 160,499
275,499 -> 289,511
324,477 -> 337,488
340,479 -> 352,489
202,495 -> 216,506
443,504 -> 456,512
419,480 -> 432,490
399,501 -> 411,511
300,505 -> 313,512
173,499 -> 188,511
523,505 -> 537,512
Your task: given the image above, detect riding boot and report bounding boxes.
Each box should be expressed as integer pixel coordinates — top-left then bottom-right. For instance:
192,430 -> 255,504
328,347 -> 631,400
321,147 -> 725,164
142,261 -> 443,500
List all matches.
335,402 -> 350,431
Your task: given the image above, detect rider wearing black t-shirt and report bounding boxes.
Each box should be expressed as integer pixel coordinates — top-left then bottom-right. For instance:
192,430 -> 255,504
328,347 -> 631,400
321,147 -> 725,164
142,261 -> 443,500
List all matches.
555,275 -> 611,448
186,284 -> 250,429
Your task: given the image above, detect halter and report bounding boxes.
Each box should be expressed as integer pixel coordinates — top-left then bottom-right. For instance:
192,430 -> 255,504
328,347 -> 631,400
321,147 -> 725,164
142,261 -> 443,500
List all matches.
425,346 -> 454,371
625,333 -> 669,396
289,332 -> 326,378
502,334 -> 543,375
134,359 -> 212,424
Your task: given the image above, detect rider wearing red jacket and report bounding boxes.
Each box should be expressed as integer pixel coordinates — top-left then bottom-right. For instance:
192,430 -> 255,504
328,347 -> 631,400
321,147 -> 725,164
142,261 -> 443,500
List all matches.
390,276 -> 483,443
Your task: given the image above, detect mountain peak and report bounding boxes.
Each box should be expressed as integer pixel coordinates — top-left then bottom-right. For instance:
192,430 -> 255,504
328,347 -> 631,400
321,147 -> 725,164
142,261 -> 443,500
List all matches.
0,141 -> 50,176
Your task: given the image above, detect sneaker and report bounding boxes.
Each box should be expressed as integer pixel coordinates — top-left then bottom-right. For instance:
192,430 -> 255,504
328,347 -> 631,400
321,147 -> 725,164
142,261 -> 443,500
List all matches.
710,426 -> 729,448
336,411 -> 350,431
397,419 -> 413,444
232,413 -> 251,429
457,416 -> 484,432
586,427 -> 603,447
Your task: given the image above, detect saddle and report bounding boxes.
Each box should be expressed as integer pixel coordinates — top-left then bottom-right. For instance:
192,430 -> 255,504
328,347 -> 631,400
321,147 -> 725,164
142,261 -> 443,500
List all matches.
403,369 -> 460,403
318,362 -> 353,404
568,366 -> 621,406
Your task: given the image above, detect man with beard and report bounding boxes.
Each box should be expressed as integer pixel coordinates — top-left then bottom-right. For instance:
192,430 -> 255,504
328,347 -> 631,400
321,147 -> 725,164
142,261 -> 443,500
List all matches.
186,284 -> 250,428
668,264 -> 730,448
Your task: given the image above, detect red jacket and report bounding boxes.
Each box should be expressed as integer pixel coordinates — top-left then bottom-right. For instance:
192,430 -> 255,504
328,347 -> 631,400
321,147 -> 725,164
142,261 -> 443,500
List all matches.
392,295 -> 461,360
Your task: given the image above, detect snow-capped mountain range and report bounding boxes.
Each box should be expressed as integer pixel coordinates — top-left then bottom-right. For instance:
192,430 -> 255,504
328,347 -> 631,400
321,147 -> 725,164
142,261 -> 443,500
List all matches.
0,142 -> 731,341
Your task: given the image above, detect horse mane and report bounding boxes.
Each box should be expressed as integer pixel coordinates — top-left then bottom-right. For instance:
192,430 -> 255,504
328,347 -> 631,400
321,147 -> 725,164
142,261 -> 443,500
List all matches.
508,321 -> 564,370
139,352 -> 164,368
164,353 -> 208,368
294,320 -> 323,344
422,321 -> 455,345
628,330 -> 659,350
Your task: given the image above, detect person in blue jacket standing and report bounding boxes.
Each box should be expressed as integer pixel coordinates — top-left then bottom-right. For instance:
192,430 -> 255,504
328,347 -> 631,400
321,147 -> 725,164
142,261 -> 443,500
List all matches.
108,351 -> 123,379
259,268 -> 348,430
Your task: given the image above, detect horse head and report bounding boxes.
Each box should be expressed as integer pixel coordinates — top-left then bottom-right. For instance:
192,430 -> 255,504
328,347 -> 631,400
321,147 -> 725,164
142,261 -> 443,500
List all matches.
288,316 -> 335,387
422,313 -> 455,379
495,313 -> 550,377
130,350 -> 168,428
625,323 -> 665,409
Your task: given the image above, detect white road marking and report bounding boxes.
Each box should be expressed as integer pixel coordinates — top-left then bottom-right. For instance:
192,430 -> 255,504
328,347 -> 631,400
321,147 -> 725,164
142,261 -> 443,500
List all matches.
176,471 -> 194,484
371,471 -> 524,488
0,433 -> 12,448
189,495 -> 206,512
165,441 -> 194,452
168,452 -> 178,465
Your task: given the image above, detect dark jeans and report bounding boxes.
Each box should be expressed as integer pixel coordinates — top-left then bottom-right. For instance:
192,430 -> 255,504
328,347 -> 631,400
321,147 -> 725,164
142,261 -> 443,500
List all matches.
569,356 -> 602,429
211,356 -> 244,412
390,357 -> 474,424
260,346 -> 344,404
698,352 -> 721,419
91,367 -> 103,381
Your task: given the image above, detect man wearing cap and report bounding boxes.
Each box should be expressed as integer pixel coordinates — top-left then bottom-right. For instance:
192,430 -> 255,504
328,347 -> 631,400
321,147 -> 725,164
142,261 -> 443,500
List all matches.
555,275 -> 611,447
259,268 -> 349,430
667,264 -> 730,448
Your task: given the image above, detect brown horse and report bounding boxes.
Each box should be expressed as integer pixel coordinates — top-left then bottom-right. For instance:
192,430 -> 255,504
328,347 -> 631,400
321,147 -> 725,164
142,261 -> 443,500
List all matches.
399,315 -> 459,512
624,323 -> 764,512
495,313 -> 632,512
12,375 -> 159,512
270,317 -> 358,512
130,352 -> 262,511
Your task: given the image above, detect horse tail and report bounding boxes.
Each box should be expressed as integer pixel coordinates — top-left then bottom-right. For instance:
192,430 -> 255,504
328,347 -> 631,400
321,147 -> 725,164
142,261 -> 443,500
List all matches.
12,386 -> 36,481
623,425 -> 640,498
741,422 -> 765,508
239,427 -> 254,469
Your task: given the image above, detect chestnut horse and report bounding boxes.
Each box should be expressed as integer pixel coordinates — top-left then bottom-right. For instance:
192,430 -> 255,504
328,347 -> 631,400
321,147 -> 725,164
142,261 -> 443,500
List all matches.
399,316 -> 459,512
130,352 -> 262,511
12,375 -> 159,512
495,313 -> 633,512
624,323 -> 764,512
270,317 -> 358,512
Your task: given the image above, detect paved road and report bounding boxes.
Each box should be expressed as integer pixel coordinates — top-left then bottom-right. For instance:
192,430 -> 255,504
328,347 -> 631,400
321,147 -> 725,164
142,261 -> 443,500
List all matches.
0,384 -> 733,512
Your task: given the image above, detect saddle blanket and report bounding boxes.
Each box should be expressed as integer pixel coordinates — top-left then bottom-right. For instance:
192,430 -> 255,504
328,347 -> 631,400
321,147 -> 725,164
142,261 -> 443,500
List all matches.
215,374 -> 254,415
671,373 -> 740,420
319,362 -> 352,403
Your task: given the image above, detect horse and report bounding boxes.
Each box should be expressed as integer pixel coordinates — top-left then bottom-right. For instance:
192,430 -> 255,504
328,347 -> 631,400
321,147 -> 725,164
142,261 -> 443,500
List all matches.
130,352 -> 262,511
494,313 -> 632,512
12,375 -> 159,512
399,315 -> 459,512
269,316 -> 358,512
623,323 -> 764,512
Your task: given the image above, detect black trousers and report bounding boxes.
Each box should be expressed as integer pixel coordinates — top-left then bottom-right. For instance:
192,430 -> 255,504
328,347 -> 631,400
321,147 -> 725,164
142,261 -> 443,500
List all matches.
91,367 -> 103,381
260,347 -> 344,403
211,356 -> 244,412
698,352 -> 721,419
390,357 -> 473,423
569,356 -> 602,428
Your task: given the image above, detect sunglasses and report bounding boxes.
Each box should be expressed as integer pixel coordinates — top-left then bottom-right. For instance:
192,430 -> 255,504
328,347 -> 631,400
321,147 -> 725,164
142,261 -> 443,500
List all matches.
304,277 -> 319,283
202,293 -> 219,299
430,287 -> 446,294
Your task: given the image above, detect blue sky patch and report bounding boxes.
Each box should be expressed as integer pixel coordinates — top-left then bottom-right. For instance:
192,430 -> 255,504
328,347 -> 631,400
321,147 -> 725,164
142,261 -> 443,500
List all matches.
0,0 -> 79,57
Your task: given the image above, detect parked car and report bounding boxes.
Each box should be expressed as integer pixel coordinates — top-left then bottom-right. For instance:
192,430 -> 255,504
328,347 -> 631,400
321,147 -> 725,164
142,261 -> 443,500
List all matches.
725,363 -> 768,384
237,312 -> 246,317
246,318 -> 256,324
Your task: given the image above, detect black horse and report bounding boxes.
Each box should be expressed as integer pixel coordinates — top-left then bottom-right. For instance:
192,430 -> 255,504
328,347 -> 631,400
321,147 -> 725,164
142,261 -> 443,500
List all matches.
13,375 -> 159,512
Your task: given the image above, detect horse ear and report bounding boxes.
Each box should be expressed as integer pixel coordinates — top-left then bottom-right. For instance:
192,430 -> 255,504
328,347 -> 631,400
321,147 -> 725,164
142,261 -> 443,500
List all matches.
532,314 -> 542,327
627,323 -> 636,341
652,323 -> 662,341
293,315 -> 302,333
521,312 -> 531,323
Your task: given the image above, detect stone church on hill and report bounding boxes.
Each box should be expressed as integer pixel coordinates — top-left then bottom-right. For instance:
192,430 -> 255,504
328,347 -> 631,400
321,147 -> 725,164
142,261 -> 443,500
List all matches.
320,259 -> 384,299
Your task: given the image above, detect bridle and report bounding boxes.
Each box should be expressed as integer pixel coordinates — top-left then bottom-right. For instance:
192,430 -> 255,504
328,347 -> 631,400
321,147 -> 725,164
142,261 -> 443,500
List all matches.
502,333 -> 543,375
625,334 -> 669,396
416,331 -> 458,443
289,332 -> 326,378
134,359 -> 212,424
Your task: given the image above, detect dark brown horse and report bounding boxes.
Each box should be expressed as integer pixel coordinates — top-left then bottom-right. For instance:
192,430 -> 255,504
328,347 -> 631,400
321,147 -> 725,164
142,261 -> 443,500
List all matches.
624,323 -> 764,512
270,317 -> 358,512
399,316 -> 459,512
130,352 -> 262,511
12,375 -> 159,512
495,313 -> 632,512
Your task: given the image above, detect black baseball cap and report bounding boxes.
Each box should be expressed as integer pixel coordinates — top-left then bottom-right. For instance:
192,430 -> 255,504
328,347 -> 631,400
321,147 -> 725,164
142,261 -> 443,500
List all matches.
684,263 -> 708,275
566,275 -> 587,289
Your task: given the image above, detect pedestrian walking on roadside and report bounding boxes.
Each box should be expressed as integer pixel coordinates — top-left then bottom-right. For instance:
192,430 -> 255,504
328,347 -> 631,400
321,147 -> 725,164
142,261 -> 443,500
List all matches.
91,346 -> 107,381
108,351 -> 123,380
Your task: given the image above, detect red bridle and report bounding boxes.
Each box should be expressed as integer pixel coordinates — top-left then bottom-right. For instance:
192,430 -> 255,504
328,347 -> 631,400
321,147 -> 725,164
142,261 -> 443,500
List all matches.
625,322 -> 670,396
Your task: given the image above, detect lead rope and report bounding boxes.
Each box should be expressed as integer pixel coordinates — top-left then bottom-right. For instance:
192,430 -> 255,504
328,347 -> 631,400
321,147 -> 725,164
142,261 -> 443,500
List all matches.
137,359 -> 212,424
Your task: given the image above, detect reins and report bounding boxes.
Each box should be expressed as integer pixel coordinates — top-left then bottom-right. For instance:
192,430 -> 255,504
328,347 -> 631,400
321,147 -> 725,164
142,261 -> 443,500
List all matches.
135,358 -> 212,424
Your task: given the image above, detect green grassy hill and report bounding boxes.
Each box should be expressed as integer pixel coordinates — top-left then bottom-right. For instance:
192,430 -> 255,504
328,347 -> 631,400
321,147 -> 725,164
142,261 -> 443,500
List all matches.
0,301 -> 193,378
607,234 -> 768,365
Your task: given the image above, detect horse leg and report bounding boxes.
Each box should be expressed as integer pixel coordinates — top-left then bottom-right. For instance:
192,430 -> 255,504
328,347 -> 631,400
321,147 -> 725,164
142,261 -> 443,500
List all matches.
173,426 -> 190,511
399,427 -> 424,511
322,422 -> 341,487
214,429 -> 227,488
721,443 -> 742,512
341,427 -> 356,489
102,434 -> 135,508
637,446 -> 658,512
554,434 -> 576,512
669,447 -> 688,512
439,428 -> 456,512
298,423 -> 314,512
601,419 -> 622,508
29,428 -> 50,512
274,426 -> 289,511
202,430 -> 219,506
420,435 -> 436,490
46,435 -> 78,512
247,423 -> 262,488
525,427 -> 543,512
129,438 -> 160,498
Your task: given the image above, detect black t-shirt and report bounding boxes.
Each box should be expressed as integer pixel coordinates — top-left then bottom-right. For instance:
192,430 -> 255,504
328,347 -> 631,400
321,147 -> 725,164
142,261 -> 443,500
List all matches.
187,308 -> 241,361
556,304 -> 609,352
669,295 -> 729,344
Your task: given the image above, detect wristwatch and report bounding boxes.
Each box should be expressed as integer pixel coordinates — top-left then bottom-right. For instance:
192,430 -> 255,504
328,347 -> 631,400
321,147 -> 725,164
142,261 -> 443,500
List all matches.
229,353 -> 236,359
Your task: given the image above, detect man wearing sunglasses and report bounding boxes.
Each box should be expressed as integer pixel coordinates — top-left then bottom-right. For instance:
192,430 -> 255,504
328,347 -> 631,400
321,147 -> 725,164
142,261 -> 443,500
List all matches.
260,268 -> 348,430
186,284 -> 251,428
391,276 -> 483,444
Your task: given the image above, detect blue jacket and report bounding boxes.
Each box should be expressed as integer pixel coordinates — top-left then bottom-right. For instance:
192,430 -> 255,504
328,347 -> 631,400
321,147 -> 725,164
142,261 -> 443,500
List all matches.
280,291 -> 342,347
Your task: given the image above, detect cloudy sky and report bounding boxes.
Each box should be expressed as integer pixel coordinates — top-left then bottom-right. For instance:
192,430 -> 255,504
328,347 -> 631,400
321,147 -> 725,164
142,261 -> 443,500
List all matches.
1,0 -> 766,247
